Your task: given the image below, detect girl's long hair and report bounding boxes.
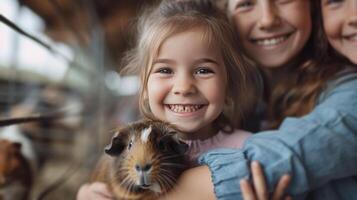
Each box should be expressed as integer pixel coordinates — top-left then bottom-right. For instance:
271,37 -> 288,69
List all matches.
121,0 -> 260,132
264,0 -> 353,129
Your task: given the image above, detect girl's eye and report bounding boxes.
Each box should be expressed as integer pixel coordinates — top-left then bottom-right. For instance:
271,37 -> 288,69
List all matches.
155,67 -> 173,74
195,67 -> 214,75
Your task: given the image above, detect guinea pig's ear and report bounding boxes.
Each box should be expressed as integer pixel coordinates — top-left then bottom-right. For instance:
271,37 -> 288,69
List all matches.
104,131 -> 126,156
159,133 -> 188,155
173,134 -> 189,154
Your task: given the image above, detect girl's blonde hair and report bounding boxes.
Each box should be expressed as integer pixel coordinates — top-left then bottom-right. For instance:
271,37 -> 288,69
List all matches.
122,0 -> 259,131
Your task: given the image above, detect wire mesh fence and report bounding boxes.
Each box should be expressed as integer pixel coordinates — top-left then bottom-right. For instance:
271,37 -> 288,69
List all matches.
0,0 -> 156,199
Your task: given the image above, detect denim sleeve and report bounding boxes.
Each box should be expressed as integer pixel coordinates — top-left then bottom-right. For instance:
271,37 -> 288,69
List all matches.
199,74 -> 357,200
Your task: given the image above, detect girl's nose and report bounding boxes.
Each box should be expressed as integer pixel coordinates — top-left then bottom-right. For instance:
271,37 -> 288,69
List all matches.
258,3 -> 281,30
172,75 -> 197,96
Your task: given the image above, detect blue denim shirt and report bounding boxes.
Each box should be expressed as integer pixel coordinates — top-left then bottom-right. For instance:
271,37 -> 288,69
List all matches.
199,70 -> 357,200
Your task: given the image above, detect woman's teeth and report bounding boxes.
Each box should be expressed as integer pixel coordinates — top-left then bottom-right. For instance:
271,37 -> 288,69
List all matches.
346,34 -> 357,41
254,34 -> 290,46
168,104 -> 203,113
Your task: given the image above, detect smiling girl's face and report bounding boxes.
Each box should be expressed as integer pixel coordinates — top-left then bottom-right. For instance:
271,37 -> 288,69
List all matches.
321,0 -> 357,64
228,0 -> 312,68
146,29 -> 227,140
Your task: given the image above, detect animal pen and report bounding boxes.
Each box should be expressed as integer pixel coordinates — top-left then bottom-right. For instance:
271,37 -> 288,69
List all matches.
0,0 -> 157,199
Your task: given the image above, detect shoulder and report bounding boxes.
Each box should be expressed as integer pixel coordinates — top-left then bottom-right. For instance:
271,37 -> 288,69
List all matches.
277,68 -> 357,133
330,67 -> 357,87
319,68 -> 357,100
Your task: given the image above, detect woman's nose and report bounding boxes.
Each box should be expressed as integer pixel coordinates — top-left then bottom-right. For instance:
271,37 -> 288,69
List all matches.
258,3 -> 281,30
347,1 -> 357,27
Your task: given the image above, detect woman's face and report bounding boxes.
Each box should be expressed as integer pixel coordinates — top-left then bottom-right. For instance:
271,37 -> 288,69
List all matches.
228,0 -> 312,68
321,0 -> 357,64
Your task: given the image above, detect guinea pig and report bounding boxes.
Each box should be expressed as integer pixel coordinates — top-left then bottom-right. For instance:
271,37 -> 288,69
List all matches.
0,139 -> 32,200
91,119 -> 189,200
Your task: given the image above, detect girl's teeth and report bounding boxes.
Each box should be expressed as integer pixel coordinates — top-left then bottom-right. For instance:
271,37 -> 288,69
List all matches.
255,35 -> 288,46
168,105 -> 202,113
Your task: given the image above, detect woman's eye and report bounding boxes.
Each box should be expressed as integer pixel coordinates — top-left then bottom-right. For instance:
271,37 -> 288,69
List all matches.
235,0 -> 254,11
325,0 -> 343,5
276,0 -> 294,4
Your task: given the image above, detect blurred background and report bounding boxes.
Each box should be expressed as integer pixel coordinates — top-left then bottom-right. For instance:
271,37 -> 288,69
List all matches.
0,0 -> 159,199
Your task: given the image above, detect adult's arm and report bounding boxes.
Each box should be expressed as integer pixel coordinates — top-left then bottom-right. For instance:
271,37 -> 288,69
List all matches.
198,73 -> 357,199
161,161 -> 292,200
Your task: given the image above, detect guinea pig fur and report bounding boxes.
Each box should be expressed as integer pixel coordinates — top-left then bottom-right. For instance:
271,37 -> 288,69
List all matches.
91,119 -> 189,200
0,139 -> 32,200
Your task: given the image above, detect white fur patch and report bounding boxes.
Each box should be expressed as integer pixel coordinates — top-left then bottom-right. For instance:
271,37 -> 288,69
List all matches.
150,182 -> 162,193
140,126 -> 152,143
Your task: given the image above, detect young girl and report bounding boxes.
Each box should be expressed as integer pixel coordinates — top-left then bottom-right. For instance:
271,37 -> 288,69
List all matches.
77,0 -> 289,199
318,0 -> 357,65
156,0 -> 357,200
125,0 -> 259,165
241,0 -> 357,198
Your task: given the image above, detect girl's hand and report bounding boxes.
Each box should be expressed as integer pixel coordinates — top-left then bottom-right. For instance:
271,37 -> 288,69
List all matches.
240,161 -> 292,200
76,182 -> 114,200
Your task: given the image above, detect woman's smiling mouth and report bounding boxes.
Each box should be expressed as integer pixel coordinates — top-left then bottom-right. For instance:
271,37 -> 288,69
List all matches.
251,32 -> 294,47
344,33 -> 357,42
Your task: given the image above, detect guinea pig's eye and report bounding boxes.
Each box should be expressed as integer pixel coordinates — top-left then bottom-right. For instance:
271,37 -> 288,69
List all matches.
158,137 -> 171,152
128,140 -> 133,150
158,141 -> 166,151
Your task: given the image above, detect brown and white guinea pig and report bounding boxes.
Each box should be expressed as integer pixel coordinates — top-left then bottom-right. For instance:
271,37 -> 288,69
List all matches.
0,139 -> 32,200
91,119 -> 189,200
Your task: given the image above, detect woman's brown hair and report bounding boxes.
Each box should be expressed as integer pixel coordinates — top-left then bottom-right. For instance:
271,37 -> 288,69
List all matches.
264,0 -> 352,129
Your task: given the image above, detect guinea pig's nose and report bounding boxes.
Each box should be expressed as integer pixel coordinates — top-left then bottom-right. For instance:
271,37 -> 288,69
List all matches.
135,163 -> 152,172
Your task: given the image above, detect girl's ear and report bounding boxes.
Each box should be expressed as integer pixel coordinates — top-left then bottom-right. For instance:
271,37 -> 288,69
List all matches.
104,131 -> 127,156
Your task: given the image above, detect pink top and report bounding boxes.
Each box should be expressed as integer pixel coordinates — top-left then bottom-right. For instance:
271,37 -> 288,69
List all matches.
183,129 -> 252,165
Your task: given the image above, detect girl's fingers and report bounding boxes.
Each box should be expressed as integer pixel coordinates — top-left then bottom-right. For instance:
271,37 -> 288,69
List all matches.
251,161 -> 268,200
240,179 -> 256,200
272,174 -> 291,200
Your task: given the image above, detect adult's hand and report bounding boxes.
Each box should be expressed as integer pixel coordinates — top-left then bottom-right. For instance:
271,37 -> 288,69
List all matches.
240,161 -> 292,200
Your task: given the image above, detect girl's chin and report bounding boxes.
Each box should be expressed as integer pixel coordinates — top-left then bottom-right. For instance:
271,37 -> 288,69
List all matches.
172,123 -> 199,133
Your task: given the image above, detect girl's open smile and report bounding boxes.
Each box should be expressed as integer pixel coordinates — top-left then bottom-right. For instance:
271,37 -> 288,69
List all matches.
166,104 -> 206,113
